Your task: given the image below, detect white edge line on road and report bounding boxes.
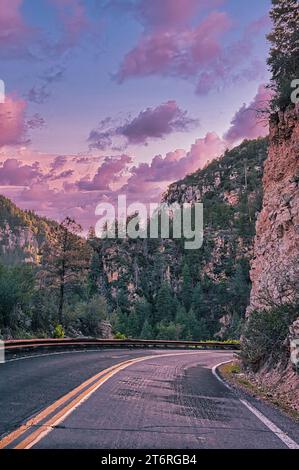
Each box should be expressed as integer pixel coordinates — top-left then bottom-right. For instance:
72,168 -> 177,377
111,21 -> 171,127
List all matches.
213,360 -> 299,450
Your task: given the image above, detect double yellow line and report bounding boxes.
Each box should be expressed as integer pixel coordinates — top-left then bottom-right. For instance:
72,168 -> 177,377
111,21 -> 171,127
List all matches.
0,352 -> 200,449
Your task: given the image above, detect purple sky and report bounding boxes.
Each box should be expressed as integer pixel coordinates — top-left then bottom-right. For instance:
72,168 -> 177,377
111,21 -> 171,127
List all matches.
0,0 -> 272,230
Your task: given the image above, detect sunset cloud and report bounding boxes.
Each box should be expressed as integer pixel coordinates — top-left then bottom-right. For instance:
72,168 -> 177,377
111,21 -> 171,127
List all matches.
0,159 -> 42,186
88,101 -> 198,150
116,11 -> 231,84
48,0 -> 91,52
77,155 -> 132,191
224,85 -> 272,145
121,132 -> 225,203
0,0 -> 33,59
115,5 -> 269,97
0,96 -> 28,148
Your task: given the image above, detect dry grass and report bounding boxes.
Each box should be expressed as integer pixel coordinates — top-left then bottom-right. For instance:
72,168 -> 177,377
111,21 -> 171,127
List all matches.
219,361 -> 299,421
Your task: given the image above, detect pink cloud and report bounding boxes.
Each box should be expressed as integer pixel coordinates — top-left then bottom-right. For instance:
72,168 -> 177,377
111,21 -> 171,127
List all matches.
0,0 -> 32,58
195,17 -> 270,95
50,155 -> 67,171
0,96 -> 28,147
224,85 -> 272,145
0,159 -> 42,186
88,101 -> 198,150
116,11 -> 231,83
116,9 -> 270,96
49,0 -> 91,52
77,155 -> 132,191
0,128 -> 227,229
110,0 -> 225,30
136,0 -> 202,29
122,132 -> 225,202
120,101 -> 198,144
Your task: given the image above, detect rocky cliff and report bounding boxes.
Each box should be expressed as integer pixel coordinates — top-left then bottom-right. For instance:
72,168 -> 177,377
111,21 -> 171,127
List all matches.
249,106 -> 299,312
0,195 -> 59,264
246,106 -> 299,407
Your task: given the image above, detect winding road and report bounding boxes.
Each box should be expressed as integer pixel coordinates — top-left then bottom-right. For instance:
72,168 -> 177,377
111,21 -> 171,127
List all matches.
0,349 -> 298,449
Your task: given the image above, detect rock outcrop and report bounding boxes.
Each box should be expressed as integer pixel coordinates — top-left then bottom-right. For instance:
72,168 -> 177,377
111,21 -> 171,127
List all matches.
247,106 -> 299,404
249,106 -> 299,311
0,195 -> 59,264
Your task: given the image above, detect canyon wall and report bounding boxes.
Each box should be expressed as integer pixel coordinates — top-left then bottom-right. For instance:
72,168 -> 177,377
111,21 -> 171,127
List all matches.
247,106 -> 299,405
249,105 -> 299,312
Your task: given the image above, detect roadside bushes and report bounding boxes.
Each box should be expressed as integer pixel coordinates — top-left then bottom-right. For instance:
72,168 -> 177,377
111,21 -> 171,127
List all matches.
0,263 -> 35,337
53,324 -> 65,338
241,304 -> 298,371
65,294 -> 108,337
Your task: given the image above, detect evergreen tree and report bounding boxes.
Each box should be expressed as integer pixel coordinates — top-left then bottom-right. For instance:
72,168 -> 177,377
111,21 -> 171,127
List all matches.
133,298 -> 152,332
267,0 -> 299,110
191,283 -> 204,319
140,319 -> 154,339
196,317 -> 210,340
0,263 -> 34,332
40,218 -> 90,325
114,307 -> 129,336
155,282 -> 177,322
126,310 -> 140,338
116,286 -> 130,314
156,321 -> 182,340
175,304 -> 188,338
181,263 -> 193,311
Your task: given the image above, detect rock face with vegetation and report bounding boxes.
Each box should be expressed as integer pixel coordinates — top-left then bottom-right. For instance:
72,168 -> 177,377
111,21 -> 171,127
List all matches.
0,195 -> 58,264
243,1 -> 299,391
88,138 -> 268,341
244,106 -> 299,405
249,106 -> 299,312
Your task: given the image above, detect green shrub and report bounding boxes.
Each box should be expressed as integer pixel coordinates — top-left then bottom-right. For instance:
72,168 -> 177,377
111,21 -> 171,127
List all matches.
114,332 -> 127,339
73,295 -> 108,336
241,304 -> 298,371
53,324 -> 65,338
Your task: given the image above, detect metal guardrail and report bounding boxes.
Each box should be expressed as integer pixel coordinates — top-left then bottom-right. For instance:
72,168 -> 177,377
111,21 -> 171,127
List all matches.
4,337 -> 240,355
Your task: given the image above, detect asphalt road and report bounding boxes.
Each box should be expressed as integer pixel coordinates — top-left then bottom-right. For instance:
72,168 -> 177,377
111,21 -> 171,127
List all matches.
0,349 -> 298,449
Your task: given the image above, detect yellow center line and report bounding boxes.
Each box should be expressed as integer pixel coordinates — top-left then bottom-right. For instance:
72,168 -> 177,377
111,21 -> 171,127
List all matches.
0,351 -> 210,449
0,357 -> 139,449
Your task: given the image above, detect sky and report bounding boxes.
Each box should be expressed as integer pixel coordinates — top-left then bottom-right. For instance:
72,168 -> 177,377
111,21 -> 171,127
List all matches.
0,0 -> 273,231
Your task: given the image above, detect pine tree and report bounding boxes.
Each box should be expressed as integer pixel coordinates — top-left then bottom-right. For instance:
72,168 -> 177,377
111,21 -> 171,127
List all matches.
181,263 -> 193,311
267,0 -> 299,110
40,218 -> 90,325
114,307 -> 129,336
140,319 -> 154,339
175,304 -> 188,338
155,282 -> 177,322
191,283 -> 204,318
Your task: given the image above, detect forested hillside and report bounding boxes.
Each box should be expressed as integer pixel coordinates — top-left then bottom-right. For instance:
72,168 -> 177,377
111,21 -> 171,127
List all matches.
92,138 -> 268,340
0,196 -> 59,264
0,138 -> 268,340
